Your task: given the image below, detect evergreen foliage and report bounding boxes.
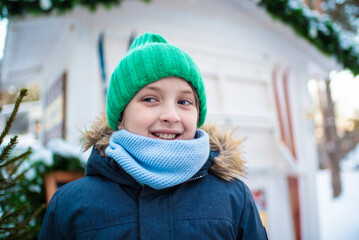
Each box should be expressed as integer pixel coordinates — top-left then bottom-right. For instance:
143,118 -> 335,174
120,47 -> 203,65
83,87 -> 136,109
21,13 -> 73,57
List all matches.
0,89 -> 44,239
257,0 -> 359,75
0,89 -> 85,239
17,151 -> 85,239
322,0 -> 359,34
0,0 -> 150,18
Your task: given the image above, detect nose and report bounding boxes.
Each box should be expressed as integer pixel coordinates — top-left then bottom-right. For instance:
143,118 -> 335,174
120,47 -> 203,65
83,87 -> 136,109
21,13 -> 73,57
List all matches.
159,103 -> 180,123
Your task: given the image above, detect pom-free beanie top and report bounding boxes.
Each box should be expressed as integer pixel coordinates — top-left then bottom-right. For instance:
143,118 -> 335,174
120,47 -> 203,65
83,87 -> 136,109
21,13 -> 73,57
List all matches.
106,32 -> 207,130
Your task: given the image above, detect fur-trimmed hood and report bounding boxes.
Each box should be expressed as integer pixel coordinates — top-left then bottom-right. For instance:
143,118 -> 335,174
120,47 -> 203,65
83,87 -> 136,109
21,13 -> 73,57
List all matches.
82,114 -> 246,181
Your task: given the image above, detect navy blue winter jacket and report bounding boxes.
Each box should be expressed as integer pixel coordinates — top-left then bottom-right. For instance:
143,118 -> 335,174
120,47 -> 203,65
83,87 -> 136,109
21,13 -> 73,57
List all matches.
39,122 -> 267,239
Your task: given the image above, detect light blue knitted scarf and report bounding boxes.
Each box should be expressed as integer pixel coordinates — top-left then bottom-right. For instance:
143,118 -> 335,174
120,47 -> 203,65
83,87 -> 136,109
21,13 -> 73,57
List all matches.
105,129 -> 210,189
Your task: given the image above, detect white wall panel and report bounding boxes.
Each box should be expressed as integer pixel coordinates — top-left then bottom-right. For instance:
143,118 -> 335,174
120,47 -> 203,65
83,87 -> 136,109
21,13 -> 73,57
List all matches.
226,79 -> 271,116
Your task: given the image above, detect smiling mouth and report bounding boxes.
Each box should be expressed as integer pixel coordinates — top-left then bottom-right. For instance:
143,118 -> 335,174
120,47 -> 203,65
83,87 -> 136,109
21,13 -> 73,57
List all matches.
152,133 -> 180,140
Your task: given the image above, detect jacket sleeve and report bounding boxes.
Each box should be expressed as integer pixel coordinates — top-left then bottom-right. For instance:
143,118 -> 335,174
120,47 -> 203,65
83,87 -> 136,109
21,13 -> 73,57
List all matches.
237,182 -> 268,240
38,191 -> 63,240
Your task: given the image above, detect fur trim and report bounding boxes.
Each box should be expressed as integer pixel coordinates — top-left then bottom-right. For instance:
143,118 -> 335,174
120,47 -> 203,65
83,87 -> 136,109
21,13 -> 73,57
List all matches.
81,114 -> 114,157
81,114 -> 246,180
200,124 -> 246,181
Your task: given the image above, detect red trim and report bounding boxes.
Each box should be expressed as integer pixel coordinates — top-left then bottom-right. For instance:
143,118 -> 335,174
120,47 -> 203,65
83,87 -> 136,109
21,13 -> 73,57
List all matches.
272,66 -> 302,240
287,177 -> 301,240
283,67 -> 297,160
272,65 -> 286,143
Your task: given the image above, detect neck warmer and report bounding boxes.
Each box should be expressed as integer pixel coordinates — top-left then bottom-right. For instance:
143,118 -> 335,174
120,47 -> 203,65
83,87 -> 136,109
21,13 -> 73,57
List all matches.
105,129 -> 210,189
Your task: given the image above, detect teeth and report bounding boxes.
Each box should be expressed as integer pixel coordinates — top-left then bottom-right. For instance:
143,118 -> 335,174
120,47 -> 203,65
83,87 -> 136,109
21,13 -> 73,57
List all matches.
154,133 -> 177,140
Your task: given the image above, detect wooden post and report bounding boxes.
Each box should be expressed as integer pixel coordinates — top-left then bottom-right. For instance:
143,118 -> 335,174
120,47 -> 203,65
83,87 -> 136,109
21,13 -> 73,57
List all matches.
323,78 -> 342,197
303,0 -> 323,14
312,0 -> 323,15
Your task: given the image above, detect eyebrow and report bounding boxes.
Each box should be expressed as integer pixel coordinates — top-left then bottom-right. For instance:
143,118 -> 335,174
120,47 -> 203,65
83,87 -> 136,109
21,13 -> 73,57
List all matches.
145,86 -> 194,95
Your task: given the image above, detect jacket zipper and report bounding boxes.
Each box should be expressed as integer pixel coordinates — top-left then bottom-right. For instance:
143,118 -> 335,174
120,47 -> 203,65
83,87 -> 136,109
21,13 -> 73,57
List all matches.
185,173 -> 208,183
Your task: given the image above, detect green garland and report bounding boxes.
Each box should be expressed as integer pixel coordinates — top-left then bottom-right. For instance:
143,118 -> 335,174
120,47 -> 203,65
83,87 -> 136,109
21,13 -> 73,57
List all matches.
0,0 -> 150,18
257,0 -> 359,75
1,0 -> 358,75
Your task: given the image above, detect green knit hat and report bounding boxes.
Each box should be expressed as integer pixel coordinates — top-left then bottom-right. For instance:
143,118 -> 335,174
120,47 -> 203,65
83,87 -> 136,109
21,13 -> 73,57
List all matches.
106,32 -> 207,130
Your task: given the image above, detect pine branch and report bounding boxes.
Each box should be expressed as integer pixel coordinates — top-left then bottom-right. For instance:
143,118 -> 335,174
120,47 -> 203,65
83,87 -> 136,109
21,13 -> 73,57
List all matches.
0,87 -> 44,239
9,227 -> 36,240
0,136 -> 18,164
0,177 -> 20,191
3,172 -> 27,191
10,173 -> 28,190
0,89 -> 28,146
0,209 -> 29,238
0,187 -> 22,197
10,151 -> 31,176
21,203 -> 46,227
0,147 -> 31,170
0,227 -> 19,233
0,205 -> 29,224
3,204 -> 45,240
2,223 -> 31,240
0,167 -> 27,191
5,205 -> 43,240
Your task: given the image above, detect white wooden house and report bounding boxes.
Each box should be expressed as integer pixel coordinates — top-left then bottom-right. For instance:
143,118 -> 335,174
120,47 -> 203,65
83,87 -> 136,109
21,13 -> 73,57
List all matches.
1,0 -> 341,239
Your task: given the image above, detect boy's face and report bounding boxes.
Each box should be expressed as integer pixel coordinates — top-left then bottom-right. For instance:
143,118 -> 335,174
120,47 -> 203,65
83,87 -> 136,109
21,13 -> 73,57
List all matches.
119,77 -> 198,140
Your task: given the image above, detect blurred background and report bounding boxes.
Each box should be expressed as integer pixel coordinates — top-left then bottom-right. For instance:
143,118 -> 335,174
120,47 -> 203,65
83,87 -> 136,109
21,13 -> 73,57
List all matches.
0,0 -> 358,239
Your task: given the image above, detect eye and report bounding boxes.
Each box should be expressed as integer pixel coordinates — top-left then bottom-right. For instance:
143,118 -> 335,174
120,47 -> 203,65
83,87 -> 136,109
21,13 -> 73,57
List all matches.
178,99 -> 191,105
142,97 -> 157,102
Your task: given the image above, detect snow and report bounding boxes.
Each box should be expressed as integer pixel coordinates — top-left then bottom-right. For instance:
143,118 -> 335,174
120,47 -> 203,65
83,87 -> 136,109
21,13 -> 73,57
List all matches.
1,134 -> 88,181
317,170 -> 359,240
47,138 -> 88,163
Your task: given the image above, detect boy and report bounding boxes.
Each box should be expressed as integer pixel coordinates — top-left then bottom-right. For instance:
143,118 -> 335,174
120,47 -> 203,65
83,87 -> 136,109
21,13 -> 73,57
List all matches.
39,32 -> 267,239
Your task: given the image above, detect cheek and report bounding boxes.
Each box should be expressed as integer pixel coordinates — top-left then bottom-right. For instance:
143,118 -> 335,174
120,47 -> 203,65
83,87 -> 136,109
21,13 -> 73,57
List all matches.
185,111 -> 199,128
126,111 -> 154,129
184,113 -> 198,139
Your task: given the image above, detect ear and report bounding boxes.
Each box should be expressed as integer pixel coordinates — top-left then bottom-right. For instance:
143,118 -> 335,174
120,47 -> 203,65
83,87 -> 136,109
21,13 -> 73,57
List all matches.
117,111 -> 125,130
117,120 -> 123,130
